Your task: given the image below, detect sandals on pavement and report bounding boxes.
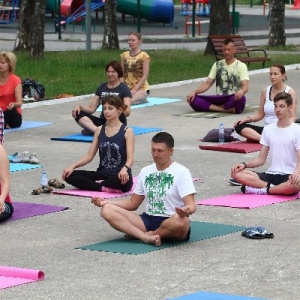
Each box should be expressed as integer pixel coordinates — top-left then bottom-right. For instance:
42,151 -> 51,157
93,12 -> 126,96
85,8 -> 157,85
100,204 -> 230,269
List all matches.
31,186 -> 53,195
48,178 -> 65,189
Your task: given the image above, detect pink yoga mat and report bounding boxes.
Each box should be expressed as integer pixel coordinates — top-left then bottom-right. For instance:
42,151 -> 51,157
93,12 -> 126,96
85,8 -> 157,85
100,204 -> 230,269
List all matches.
196,192 -> 300,209
0,266 -> 45,290
53,177 -> 201,198
199,141 -> 262,153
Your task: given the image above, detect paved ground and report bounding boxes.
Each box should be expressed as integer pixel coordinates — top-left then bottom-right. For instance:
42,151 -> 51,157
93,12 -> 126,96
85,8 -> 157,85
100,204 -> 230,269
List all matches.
1,4 -> 300,300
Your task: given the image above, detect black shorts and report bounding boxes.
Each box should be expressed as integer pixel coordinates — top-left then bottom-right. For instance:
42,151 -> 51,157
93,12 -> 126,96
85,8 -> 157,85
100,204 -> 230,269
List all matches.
256,172 -> 290,185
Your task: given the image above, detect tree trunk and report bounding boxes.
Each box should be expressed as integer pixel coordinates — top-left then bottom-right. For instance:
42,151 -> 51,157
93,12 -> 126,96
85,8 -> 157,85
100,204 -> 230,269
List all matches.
14,0 -> 35,51
102,0 -> 119,49
30,0 -> 46,59
268,0 -> 286,47
14,0 -> 45,59
204,0 -> 231,55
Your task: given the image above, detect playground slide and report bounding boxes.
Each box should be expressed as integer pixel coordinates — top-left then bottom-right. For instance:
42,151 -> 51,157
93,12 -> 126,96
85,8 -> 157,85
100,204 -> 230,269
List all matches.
47,0 -> 174,25
117,0 -> 174,25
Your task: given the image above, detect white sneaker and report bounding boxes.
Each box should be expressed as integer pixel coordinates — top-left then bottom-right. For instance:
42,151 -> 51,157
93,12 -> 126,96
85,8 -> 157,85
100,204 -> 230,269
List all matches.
241,185 -> 268,195
29,153 -> 39,164
9,152 -> 23,163
21,151 -> 31,163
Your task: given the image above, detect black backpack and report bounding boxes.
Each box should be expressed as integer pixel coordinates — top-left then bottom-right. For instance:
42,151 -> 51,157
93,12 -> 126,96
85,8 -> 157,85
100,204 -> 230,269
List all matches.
22,78 -> 45,100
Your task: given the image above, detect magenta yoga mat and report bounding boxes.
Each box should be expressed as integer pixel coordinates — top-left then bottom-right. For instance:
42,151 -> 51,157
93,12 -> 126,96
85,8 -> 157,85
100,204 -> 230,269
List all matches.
0,266 -> 45,290
53,177 -> 201,199
196,192 -> 300,209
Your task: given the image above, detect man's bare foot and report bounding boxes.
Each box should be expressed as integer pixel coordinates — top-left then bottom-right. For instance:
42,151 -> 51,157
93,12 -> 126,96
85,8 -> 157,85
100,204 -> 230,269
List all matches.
142,234 -> 161,246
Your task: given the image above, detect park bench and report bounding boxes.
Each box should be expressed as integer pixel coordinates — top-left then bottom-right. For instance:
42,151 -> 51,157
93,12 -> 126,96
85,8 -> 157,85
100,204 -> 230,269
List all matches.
207,35 -> 271,67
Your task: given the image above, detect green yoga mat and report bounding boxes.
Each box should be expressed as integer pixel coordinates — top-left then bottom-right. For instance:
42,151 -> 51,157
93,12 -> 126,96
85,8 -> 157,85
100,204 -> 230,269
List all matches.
76,221 -> 245,255
173,105 -> 259,119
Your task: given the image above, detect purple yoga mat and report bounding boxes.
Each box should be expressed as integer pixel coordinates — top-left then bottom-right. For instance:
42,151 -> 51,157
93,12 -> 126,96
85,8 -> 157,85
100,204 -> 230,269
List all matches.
8,202 -> 68,222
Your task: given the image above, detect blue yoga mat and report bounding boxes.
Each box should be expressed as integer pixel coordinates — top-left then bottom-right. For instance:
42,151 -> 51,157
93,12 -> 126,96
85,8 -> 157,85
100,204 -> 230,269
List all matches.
50,126 -> 163,143
96,97 -> 182,111
10,163 -> 42,173
4,121 -> 53,132
167,291 -> 267,300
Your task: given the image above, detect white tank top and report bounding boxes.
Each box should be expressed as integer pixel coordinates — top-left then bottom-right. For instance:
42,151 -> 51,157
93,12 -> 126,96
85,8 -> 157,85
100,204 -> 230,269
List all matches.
264,85 -> 291,125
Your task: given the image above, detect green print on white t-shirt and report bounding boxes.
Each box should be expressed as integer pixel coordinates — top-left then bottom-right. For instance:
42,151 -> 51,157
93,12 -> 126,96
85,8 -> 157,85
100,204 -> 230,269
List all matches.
144,172 -> 174,215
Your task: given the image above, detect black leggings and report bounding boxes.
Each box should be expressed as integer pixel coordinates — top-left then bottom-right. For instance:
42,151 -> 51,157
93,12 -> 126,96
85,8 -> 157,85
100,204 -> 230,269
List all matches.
4,109 -> 22,128
235,123 -> 264,135
0,202 -> 14,222
65,170 -> 133,192
75,111 -> 127,126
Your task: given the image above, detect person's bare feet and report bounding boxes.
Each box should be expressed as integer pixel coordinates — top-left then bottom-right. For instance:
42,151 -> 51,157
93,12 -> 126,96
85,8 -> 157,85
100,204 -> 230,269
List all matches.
142,234 -> 161,246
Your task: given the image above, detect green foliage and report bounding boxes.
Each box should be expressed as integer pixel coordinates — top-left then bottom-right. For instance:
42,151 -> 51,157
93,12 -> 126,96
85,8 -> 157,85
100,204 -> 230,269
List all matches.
14,49 -> 300,100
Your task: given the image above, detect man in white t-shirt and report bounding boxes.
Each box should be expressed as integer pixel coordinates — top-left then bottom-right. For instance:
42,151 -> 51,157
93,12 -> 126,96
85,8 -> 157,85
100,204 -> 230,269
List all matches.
92,132 -> 196,246
186,38 -> 249,114
231,92 -> 300,195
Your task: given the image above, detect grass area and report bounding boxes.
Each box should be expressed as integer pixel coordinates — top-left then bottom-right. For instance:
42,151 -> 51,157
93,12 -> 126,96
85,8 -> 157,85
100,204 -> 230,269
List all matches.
15,49 -> 300,100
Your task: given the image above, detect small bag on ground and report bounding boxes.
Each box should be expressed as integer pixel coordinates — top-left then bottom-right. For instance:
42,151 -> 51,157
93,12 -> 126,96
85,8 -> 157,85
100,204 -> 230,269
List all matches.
22,78 -> 45,101
201,128 -> 236,142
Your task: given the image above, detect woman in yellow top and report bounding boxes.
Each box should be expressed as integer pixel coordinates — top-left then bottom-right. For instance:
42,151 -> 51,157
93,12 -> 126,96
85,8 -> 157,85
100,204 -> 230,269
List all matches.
121,32 -> 151,105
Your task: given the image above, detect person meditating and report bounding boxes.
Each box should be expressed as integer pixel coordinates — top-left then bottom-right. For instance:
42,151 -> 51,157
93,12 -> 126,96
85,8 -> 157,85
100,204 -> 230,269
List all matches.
231,92 -> 300,195
0,51 -> 23,129
72,61 -> 132,136
63,95 -> 134,193
121,32 -> 151,105
186,38 -> 249,114
91,132 -> 196,246
234,64 -> 297,142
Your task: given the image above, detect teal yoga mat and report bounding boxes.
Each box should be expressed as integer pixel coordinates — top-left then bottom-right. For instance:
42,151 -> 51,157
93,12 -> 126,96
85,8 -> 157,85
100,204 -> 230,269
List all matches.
4,121 -> 53,132
96,97 -> 181,112
76,221 -> 245,255
167,291 -> 267,299
51,126 -> 163,143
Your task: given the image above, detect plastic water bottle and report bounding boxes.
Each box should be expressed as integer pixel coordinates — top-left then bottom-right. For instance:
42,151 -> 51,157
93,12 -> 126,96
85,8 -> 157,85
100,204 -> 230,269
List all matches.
219,122 -> 225,143
40,171 -> 48,187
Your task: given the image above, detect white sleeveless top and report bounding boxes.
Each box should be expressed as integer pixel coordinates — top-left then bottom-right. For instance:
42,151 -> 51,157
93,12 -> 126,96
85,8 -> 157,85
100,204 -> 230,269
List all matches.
264,85 -> 291,125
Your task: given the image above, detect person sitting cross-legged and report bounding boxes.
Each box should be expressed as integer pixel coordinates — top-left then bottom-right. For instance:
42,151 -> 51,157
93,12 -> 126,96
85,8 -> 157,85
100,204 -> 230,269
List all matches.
231,92 -> 300,195
186,38 -> 249,114
91,132 -> 196,246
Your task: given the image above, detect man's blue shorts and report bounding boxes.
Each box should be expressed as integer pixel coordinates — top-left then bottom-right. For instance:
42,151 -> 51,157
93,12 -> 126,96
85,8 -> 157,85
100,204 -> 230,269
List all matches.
140,212 -> 169,231
140,212 -> 191,241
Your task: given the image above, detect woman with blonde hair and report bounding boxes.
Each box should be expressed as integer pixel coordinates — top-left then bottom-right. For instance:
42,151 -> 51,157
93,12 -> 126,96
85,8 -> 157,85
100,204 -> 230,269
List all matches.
121,32 -> 151,105
0,51 -> 22,129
